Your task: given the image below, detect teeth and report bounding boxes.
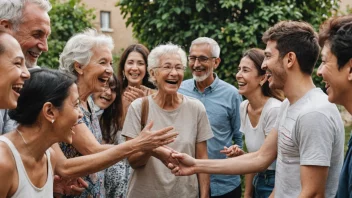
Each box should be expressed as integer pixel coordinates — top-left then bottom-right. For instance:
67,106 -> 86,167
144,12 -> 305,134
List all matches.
29,51 -> 40,57
12,85 -> 23,89
130,73 -> 139,77
238,82 -> 246,86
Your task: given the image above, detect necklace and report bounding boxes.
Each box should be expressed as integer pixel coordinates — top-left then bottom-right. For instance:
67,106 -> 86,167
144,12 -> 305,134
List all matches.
16,128 -> 37,160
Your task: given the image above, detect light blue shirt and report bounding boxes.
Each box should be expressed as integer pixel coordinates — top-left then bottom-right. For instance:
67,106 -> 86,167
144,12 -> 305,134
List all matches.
179,73 -> 243,196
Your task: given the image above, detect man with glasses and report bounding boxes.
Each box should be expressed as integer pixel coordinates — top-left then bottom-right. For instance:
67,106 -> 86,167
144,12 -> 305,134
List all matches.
179,37 -> 243,198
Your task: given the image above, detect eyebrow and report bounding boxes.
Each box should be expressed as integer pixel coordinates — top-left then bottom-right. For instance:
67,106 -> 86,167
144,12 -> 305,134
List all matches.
14,56 -> 25,61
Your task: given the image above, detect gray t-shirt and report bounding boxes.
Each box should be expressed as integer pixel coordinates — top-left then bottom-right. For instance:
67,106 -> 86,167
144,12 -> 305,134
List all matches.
0,109 -> 17,134
122,94 -> 213,198
274,88 -> 344,197
240,98 -> 281,170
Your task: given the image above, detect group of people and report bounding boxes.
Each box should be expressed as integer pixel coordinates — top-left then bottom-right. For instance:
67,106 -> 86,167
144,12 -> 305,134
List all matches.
0,0 -> 352,198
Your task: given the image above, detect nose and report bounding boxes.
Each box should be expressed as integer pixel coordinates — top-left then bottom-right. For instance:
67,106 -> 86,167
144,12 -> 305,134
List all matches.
261,61 -> 267,70
169,67 -> 178,75
235,70 -> 242,79
317,64 -> 323,77
105,87 -> 112,95
38,38 -> 48,52
194,58 -> 202,66
105,67 -> 113,77
21,66 -> 30,80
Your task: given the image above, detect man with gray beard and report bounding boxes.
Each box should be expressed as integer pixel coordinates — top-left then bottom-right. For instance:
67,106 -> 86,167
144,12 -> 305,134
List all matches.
178,37 -> 243,198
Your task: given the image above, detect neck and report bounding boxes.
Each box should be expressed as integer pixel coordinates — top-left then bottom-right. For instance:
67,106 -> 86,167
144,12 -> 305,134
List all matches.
246,89 -> 269,111
15,125 -> 55,161
342,93 -> 352,115
283,73 -> 315,104
153,91 -> 182,110
76,77 -> 93,103
195,73 -> 215,92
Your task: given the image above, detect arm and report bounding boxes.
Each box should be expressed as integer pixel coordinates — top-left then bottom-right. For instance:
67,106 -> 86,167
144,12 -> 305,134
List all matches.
0,143 -> 16,197
53,122 -> 177,179
126,137 -> 153,169
298,165 -> 328,198
169,129 -> 278,176
70,123 -> 113,155
244,173 -> 255,198
196,141 -> 210,198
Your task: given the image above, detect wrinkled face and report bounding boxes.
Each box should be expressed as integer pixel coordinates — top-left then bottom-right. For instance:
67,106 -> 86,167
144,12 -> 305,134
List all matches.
317,44 -> 350,105
0,34 -> 30,109
189,44 -> 216,82
80,45 -> 113,93
262,40 -> 287,90
124,51 -> 146,87
55,84 -> 82,144
12,2 -> 51,68
153,53 -> 184,95
92,77 -> 117,110
236,56 -> 263,97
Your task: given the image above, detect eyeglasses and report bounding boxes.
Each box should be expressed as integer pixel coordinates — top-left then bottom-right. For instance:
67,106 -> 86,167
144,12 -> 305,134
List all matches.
188,56 -> 217,64
155,65 -> 186,73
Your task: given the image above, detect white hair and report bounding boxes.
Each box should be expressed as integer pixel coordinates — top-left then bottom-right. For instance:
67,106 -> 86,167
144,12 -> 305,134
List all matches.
59,28 -> 114,76
190,37 -> 220,57
147,43 -> 187,85
0,0 -> 52,30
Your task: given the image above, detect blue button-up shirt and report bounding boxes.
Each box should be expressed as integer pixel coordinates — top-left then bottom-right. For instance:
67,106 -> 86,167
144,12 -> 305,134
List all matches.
179,73 -> 243,196
336,132 -> 352,198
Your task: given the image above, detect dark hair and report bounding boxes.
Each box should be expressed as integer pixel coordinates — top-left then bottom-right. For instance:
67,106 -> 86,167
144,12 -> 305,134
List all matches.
117,44 -> 155,90
9,68 -> 76,125
243,48 -> 285,101
319,15 -> 352,70
99,73 -> 123,143
262,21 -> 320,75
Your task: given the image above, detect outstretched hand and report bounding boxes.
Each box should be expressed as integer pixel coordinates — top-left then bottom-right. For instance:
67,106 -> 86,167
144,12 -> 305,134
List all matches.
54,175 -> 88,197
220,144 -> 245,158
136,121 -> 178,151
167,152 -> 197,176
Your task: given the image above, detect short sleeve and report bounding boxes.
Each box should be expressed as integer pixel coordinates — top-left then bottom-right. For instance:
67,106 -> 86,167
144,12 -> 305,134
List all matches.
121,99 -> 143,139
263,107 -> 280,136
294,111 -> 335,166
196,102 -> 214,143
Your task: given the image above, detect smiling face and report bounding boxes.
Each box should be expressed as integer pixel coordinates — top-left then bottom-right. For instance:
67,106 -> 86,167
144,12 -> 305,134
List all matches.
152,53 -> 184,95
124,51 -> 146,87
12,2 -> 51,68
262,40 -> 287,90
92,77 -> 117,110
55,84 -> 82,143
0,33 -> 30,109
236,56 -> 264,97
79,45 -> 113,93
317,44 -> 350,105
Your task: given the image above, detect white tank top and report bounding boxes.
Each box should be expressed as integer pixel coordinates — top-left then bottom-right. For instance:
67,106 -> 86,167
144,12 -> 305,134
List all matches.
0,136 -> 53,198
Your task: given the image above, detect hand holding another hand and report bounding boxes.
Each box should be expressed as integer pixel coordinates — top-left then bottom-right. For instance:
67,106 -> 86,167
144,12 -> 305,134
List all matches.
220,144 -> 245,158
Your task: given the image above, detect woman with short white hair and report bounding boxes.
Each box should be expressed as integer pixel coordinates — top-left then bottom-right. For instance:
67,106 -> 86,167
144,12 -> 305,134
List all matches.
122,43 -> 213,198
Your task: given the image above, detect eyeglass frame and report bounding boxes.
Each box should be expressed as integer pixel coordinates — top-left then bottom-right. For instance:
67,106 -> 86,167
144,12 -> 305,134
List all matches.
153,65 -> 187,73
187,55 -> 218,64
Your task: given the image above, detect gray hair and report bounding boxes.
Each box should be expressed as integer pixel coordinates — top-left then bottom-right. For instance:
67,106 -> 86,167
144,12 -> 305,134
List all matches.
0,0 -> 52,30
147,43 -> 187,85
190,37 -> 220,57
59,28 -> 114,76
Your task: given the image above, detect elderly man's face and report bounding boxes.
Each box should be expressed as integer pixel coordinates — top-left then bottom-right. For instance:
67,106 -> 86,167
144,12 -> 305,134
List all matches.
12,2 -> 51,68
189,44 -> 218,82
0,34 -> 30,109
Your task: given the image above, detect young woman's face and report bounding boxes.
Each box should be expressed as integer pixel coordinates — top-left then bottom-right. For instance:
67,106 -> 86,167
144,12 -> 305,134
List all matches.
236,56 -> 263,97
55,84 -> 82,143
124,51 -> 146,87
92,78 -> 117,110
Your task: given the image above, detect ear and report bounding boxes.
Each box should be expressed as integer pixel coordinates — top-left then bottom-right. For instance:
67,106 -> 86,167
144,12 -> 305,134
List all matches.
0,19 -> 13,31
213,57 -> 221,69
259,74 -> 268,86
285,52 -> 296,69
42,102 -> 58,124
149,69 -> 157,83
347,58 -> 352,81
74,62 -> 83,75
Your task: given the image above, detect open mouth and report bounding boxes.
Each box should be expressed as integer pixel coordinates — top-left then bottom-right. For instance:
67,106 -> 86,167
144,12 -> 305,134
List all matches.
165,80 -> 178,85
237,82 -> 247,87
193,66 -> 206,72
100,96 -> 111,102
28,51 -> 41,58
129,73 -> 140,78
98,77 -> 109,84
12,84 -> 23,94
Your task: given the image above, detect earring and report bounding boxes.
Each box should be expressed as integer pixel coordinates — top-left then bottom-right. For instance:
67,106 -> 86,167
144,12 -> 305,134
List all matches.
51,119 -> 55,124
122,71 -> 126,81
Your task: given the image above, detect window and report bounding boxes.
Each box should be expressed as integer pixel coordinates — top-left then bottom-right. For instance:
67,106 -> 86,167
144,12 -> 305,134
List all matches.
100,11 -> 112,32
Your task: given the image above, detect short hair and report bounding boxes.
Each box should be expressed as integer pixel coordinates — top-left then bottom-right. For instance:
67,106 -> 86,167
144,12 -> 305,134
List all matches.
0,0 -> 52,30
117,44 -> 155,90
319,15 -> 352,70
242,48 -> 284,101
190,37 -> 220,57
59,29 -> 114,76
9,68 -> 76,125
262,21 -> 320,75
0,27 -> 10,55
147,43 -> 187,86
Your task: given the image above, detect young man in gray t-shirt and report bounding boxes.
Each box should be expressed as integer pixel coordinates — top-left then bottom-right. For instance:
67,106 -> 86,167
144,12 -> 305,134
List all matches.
167,20 -> 345,197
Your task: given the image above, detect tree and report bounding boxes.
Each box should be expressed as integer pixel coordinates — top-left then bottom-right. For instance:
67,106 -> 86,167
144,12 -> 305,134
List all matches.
117,0 -> 341,88
38,0 -> 95,69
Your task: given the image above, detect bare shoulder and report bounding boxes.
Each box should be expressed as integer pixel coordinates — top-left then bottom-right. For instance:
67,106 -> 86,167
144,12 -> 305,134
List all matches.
0,141 -> 17,196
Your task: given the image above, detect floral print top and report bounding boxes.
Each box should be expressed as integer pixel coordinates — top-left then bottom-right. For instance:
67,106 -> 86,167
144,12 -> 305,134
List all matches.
60,97 -> 105,198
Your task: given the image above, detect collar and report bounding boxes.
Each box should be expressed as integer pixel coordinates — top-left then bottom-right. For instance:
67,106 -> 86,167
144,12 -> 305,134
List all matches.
192,73 -> 219,92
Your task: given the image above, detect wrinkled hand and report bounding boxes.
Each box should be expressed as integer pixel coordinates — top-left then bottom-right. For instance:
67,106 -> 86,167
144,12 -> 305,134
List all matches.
123,86 -> 147,103
220,145 -> 245,158
136,121 -> 178,151
54,175 -> 88,196
153,146 -> 179,167
167,152 -> 197,176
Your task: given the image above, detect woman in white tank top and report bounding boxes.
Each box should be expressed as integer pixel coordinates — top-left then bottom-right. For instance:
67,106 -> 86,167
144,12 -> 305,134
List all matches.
221,48 -> 284,198
0,68 -> 177,198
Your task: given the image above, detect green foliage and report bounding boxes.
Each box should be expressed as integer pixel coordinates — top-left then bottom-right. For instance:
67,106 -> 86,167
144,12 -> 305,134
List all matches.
37,0 -> 95,68
117,0 -> 343,88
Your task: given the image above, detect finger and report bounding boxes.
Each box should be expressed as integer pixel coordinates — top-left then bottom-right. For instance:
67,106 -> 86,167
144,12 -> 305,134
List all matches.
171,166 -> 180,174
158,132 -> 178,142
171,153 -> 184,159
124,92 -> 137,101
77,177 -> 89,188
129,86 -> 145,96
69,186 -> 85,195
142,121 -> 154,132
54,175 -> 62,181
167,163 -> 175,169
152,125 -> 175,135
